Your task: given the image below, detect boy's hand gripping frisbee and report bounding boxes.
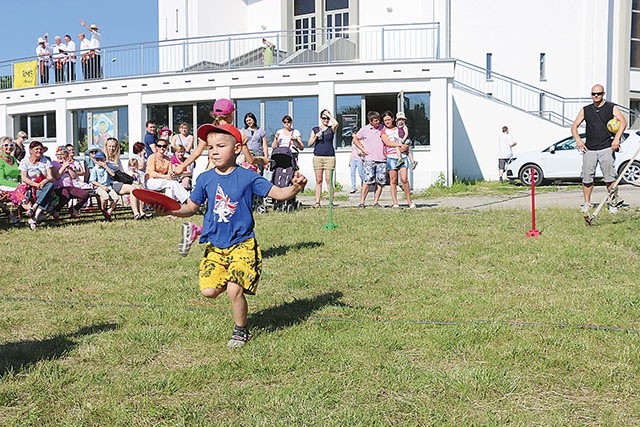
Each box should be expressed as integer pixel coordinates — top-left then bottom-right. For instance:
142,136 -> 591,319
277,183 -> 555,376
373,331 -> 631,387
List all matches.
132,188 -> 181,211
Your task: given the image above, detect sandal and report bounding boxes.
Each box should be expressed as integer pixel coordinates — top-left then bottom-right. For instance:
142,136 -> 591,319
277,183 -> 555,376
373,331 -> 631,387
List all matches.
27,218 -> 37,231
358,203 -> 365,208
313,202 -> 321,208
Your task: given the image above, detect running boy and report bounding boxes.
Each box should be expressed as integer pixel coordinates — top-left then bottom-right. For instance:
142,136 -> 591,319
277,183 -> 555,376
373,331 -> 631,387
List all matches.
157,123 -> 307,348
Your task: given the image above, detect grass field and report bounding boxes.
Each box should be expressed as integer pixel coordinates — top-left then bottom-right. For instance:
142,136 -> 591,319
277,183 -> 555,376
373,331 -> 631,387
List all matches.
2,204 -> 640,426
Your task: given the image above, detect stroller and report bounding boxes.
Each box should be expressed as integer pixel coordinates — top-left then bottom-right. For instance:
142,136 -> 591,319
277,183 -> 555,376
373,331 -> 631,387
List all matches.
264,146 -> 303,213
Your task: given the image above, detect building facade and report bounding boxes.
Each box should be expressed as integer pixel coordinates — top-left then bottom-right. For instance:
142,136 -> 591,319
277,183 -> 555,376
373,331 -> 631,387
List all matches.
0,0 -> 637,188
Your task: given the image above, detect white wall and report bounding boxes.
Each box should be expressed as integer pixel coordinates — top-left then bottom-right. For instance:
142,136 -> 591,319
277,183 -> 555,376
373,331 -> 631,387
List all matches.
449,0 -> 623,101
452,88 -> 570,181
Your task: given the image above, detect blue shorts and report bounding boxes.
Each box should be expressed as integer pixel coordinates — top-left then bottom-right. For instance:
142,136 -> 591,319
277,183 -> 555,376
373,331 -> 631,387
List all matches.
386,157 -> 407,171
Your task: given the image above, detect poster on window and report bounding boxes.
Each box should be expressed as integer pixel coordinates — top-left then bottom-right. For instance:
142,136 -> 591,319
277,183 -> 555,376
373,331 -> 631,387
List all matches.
89,111 -> 117,149
341,114 -> 358,139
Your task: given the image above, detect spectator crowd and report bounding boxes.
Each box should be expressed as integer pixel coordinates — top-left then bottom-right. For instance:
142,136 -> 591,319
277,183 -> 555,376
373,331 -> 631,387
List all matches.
0,98 -> 420,229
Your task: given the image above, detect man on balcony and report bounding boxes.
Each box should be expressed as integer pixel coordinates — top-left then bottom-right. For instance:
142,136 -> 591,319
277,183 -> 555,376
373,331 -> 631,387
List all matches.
80,20 -> 102,79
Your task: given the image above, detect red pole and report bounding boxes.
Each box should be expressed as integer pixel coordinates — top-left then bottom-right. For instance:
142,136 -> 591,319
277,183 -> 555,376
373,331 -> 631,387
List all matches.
526,166 -> 541,237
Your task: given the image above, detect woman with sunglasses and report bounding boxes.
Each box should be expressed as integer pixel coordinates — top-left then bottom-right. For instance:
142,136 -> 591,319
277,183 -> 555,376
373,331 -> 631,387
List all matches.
18,141 -> 56,230
146,138 -> 190,204
272,115 -> 304,151
0,137 -> 21,225
13,131 -> 27,161
308,109 -> 339,207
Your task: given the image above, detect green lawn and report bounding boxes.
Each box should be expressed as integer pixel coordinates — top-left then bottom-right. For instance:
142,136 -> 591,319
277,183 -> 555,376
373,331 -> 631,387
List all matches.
1,206 -> 640,426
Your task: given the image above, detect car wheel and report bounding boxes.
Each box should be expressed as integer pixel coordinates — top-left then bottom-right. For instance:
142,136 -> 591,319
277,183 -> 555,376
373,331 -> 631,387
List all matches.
519,164 -> 544,186
619,161 -> 640,185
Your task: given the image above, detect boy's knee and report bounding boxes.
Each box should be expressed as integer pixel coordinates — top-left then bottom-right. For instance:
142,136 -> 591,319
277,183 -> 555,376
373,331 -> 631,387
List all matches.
226,282 -> 245,300
201,287 -> 224,299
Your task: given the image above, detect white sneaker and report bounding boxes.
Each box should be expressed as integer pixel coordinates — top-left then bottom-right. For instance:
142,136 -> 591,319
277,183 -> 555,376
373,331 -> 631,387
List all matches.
608,205 -> 618,214
409,203 -> 417,209
580,203 -> 591,214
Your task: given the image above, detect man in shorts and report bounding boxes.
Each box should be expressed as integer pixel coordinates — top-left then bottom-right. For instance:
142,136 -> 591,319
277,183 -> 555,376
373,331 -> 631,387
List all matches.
352,111 -> 387,208
571,84 -> 627,214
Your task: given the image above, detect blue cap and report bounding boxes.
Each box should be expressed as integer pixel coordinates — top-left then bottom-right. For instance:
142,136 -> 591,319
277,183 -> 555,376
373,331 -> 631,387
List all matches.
85,144 -> 101,155
94,150 -> 106,160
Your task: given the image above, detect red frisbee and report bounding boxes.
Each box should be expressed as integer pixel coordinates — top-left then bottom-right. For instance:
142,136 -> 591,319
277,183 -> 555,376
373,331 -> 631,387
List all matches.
132,188 -> 181,211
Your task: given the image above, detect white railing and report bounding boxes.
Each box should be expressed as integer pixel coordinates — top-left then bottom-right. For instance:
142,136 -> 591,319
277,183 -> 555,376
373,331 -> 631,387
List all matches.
454,60 -> 639,127
0,23 -> 441,89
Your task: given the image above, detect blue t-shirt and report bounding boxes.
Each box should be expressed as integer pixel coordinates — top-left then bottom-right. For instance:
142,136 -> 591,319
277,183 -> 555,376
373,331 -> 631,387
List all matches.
190,166 -> 273,249
144,131 -> 157,157
312,126 -> 335,157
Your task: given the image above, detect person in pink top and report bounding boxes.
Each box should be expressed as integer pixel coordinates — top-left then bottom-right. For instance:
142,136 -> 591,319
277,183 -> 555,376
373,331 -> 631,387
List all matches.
51,145 -> 90,219
352,111 -> 408,208
380,111 -> 416,209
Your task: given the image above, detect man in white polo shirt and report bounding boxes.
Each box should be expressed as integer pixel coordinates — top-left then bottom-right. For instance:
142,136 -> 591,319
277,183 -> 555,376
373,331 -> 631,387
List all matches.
64,34 -> 76,81
80,19 -> 102,79
78,32 -> 91,79
52,35 -> 67,83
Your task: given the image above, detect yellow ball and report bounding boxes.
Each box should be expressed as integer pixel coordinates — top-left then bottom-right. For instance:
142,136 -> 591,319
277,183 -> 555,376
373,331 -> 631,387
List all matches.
607,118 -> 620,133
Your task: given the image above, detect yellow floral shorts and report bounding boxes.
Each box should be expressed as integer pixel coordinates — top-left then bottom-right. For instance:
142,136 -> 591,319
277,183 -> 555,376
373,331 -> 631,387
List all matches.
199,238 -> 262,295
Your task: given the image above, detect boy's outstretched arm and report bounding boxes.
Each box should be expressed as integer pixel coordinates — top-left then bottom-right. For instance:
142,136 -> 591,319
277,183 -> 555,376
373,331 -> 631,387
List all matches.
268,171 -> 307,201
155,199 -> 201,217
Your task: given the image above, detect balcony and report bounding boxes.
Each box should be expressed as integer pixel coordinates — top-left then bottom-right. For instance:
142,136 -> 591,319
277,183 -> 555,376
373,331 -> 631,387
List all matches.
0,23 -> 441,90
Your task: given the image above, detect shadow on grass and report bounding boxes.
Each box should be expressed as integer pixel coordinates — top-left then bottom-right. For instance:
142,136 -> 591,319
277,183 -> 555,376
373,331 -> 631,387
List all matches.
250,291 -> 345,332
0,322 -> 117,377
262,241 -> 323,258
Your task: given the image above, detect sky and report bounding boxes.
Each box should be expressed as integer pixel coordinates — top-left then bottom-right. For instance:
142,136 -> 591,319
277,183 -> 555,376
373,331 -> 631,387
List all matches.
0,0 -> 158,62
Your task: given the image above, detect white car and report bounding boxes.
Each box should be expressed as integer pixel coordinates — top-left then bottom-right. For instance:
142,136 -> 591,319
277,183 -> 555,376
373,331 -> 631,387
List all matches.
505,131 -> 640,186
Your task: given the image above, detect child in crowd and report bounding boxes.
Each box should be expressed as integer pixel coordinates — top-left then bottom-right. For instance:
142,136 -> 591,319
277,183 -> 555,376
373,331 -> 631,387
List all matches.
88,150 -> 118,221
395,112 -> 417,170
156,123 -> 307,348
127,158 -> 146,186
171,145 -> 193,190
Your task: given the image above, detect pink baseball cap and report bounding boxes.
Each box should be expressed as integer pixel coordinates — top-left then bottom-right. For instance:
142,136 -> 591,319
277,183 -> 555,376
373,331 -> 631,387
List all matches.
197,123 -> 243,145
212,98 -> 235,115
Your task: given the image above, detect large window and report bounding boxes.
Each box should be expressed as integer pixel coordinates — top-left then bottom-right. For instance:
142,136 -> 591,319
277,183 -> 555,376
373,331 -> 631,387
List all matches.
402,92 -> 430,146
14,112 -> 56,140
633,1 -> 640,68
336,95 -> 361,148
148,102 -> 212,141
336,92 -> 431,148
293,0 -> 352,50
235,97 -> 319,145
72,107 -> 128,153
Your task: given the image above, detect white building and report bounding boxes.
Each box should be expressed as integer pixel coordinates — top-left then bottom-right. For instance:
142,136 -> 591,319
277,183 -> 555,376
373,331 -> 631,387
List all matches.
0,0 -> 637,188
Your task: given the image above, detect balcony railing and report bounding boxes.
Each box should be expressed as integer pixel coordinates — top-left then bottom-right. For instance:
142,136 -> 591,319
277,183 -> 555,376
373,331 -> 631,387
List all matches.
454,60 -> 639,128
0,22 -> 441,89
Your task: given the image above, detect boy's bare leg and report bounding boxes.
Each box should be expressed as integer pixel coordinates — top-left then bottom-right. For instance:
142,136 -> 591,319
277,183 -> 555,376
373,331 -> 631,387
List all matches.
227,281 -> 248,328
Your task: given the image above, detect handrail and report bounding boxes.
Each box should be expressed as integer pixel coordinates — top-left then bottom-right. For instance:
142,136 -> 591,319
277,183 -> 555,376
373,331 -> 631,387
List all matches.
0,22 -> 442,90
454,59 -> 639,127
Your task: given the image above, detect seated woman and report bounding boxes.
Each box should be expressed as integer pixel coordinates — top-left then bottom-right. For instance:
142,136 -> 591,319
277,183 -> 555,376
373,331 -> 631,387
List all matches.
0,136 -> 22,226
103,137 -> 145,220
18,140 -> 56,230
170,145 -> 192,190
145,138 -> 190,204
130,141 -> 147,173
51,146 -> 90,219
